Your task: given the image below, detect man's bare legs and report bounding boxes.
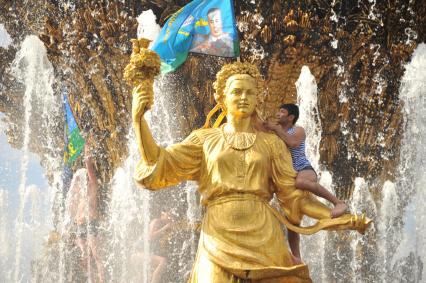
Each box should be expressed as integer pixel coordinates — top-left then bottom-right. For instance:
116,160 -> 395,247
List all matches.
147,212 -> 171,283
131,251 -> 167,283
75,232 -> 105,283
75,236 -> 97,283
295,170 -> 348,218
287,176 -> 347,264
84,145 -> 105,283
287,230 -> 303,265
88,235 -> 105,283
150,254 -> 167,283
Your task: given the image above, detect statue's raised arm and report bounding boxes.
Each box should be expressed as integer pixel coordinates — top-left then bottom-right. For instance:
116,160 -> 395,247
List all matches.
124,39 -> 161,165
124,39 -> 203,190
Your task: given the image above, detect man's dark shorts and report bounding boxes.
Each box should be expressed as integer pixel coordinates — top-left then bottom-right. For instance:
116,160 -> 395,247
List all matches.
298,165 -> 317,178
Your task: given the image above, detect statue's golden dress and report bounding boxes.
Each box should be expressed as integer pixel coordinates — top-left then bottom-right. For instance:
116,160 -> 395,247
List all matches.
136,127 -> 313,282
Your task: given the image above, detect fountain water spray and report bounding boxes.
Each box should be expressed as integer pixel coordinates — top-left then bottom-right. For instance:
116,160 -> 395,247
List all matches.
295,66 -> 328,283
0,189 -> 11,279
0,23 -> 12,49
10,35 -> 52,282
390,42 -> 426,282
2,34 -> 60,283
377,181 -> 398,282
106,131 -> 153,282
137,10 -> 161,48
349,177 -> 377,283
104,10 -> 200,282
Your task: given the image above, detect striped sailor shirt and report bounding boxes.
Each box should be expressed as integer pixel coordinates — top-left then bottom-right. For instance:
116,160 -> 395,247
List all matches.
286,127 -> 312,172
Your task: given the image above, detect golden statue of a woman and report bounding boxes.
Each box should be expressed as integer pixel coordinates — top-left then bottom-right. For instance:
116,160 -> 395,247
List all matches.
124,39 -> 371,283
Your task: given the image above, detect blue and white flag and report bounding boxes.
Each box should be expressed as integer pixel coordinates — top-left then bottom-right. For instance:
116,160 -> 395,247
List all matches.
63,93 -> 85,165
151,0 -> 239,73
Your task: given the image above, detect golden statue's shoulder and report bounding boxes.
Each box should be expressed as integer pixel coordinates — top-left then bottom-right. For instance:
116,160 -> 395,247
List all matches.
257,130 -> 282,145
189,127 -> 221,143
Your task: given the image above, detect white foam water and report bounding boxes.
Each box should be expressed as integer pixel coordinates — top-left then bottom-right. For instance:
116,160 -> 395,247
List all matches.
137,9 -> 161,46
7,35 -> 57,283
390,42 -> 426,282
0,23 -> 12,48
296,66 -> 327,283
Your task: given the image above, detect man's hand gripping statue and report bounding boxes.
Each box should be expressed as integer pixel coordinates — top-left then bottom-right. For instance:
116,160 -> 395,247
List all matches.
124,39 -> 372,283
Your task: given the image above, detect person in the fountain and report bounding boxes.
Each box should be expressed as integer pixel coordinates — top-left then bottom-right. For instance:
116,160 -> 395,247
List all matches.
264,103 -> 348,264
126,42 -> 371,282
148,210 -> 172,283
67,143 -> 105,283
132,210 -> 172,283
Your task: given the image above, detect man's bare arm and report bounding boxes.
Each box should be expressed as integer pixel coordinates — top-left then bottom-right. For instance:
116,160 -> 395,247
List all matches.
264,121 -> 305,148
68,179 -> 81,220
274,126 -> 305,148
85,147 -> 99,220
149,220 -> 171,240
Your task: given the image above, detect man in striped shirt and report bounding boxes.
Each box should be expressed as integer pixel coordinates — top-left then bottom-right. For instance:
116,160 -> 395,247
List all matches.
264,103 -> 348,264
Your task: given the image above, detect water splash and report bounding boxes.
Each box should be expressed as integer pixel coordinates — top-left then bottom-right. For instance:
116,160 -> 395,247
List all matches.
0,189 -> 11,279
349,177 -> 377,283
137,9 -> 161,45
296,66 -> 321,171
97,9 -> 163,282
9,35 -> 56,282
0,23 -> 12,48
0,34 -> 61,283
106,132 -> 151,282
80,10 -> 201,282
2,9 -> 425,283
185,181 -> 200,261
105,67 -> 198,282
377,181 -> 398,282
295,66 -> 327,282
390,42 -> 426,282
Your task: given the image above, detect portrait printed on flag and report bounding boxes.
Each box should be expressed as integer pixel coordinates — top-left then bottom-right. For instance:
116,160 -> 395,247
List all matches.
150,0 -> 239,73
190,8 -> 235,57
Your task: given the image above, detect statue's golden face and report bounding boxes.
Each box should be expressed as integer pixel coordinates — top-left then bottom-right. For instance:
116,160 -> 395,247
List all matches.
224,74 -> 257,118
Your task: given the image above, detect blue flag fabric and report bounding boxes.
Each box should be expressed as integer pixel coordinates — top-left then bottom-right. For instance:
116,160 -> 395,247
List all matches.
64,95 -> 78,133
151,0 -> 239,73
63,93 -> 85,165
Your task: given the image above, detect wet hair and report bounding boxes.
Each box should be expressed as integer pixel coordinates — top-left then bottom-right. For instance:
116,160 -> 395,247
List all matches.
280,103 -> 299,124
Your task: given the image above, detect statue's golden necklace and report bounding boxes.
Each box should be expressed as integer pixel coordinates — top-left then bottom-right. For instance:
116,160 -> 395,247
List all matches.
221,126 -> 257,150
